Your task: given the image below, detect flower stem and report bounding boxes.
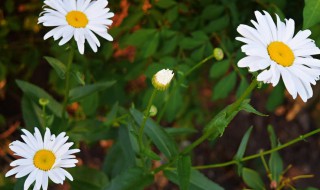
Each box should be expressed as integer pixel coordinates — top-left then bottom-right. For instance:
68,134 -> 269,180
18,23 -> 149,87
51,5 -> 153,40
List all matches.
191,128 -> 320,170
61,45 -> 75,119
184,54 -> 215,77
138,89 -> 157,153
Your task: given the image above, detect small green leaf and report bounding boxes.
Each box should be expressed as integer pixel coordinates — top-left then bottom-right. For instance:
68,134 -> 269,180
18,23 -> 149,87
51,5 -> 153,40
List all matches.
303,0 -> 320,28
266,83 -> 285,112
165,127 -> 197,137
69,167 -> 109,190
165,170 -> 224,190
103,167 -> 153,190
125,29 -> 157,47
267,125 -> 283,183
143,149 -> 161,160
267,125 -> 277,148
177,155 -> 192,190
209,60 -> 230,79
234,126 -> 253,160
141,32 -> 160,58
69,81 -> 116,102
201,5 -> 224,20
241,100 -> 268,116
21,96 -> 43,129
44,56 -> 66,79
156,0 -> 177,9
130,108 -> 179,159
16,80 -> 64,117
236,78 -> 249,98
212,71 -> 236,100
269,151 -> 283,183
242,168 -> 265,190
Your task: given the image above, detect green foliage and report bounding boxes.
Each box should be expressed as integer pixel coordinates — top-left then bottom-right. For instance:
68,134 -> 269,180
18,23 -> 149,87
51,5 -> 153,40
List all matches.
69,167 -> 109,190
303,0 -> 320,28
177,155 -> 192,190
242,168 -> 266,190
165,170 -> 224,190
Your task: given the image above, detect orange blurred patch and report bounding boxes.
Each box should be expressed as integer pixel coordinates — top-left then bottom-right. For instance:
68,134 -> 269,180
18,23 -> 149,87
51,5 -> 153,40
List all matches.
153,161 -> 169,189
113,42 -> 136,62
67,102 -> 80,115
112,0 -> 129,27
126,75 -> 147,94
0,121 -> 19,139
142,0 -> 152,13
100,140 -> 114,149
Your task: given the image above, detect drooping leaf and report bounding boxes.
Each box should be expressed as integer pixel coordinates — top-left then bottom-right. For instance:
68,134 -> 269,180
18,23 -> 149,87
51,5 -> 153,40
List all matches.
130,108 -> 179,159
177,155 -> 192,190
68,81 -> 116,102
44,56 -> 66,79
242,168 -> 265,190
21,95 -> 43,130
156,0 -> 177,9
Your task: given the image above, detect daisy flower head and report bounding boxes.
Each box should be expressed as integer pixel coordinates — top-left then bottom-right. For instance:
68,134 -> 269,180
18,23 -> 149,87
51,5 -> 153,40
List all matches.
236,10 -> 320,102
38,0 -> 114,54
152,69 -> 174,91
6,127 -> 80,190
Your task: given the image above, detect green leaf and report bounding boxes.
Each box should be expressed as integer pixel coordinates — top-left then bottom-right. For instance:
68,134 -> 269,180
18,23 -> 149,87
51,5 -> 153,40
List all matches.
103,167 -> 153,190
141,32 -> 160,58
242,168 -> 265,190
234,126 -> 253,160
130,108 -> 179,159
69,81 -> 116,102
266,83 -> 285,112
16,80 -> 63,117
14,177 -> 26,190
303,0 -> 320,28
69,167 -> 109,190
201,5 -> 224,20
236,78 -> 249,98
267,125 -> 283,183
143,149 -> 161,160
177,155 -> 192,190
267,125 -> 277,148
165,170 -> 224,190
156,0 -> 177,9
240,100 -> 268,117
165,127 -> 197,137
204,15 -> 229,33
21,95 -> 43,129
212,71 -> 236,100
269,151 -> 283,183
209,59 -> 230,79
125,29 -> 157,47
44,56 -> 66,79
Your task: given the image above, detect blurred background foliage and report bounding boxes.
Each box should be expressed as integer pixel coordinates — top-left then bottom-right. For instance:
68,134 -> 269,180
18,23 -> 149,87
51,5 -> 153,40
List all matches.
1,0 -> 320,189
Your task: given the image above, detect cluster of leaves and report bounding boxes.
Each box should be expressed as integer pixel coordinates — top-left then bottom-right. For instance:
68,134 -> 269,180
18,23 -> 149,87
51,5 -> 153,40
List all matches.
1,0 -> 320,189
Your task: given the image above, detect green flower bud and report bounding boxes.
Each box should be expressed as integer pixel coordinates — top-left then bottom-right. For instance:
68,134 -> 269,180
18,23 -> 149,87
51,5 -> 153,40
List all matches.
213,48 -> 224,61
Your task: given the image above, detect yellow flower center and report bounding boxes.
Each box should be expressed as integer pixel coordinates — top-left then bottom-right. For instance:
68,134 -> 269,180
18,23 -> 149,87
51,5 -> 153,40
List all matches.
33,150 -> 56,171
66,11 -> 88,28
267,41 -> 295,67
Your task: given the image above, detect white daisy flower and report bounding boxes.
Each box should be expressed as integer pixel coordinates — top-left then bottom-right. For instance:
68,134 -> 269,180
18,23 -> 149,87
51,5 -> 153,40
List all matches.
38,0 -> 114,54
236,10 -> 320,102
152,69 -> 174,91
6,127 -> 80,190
